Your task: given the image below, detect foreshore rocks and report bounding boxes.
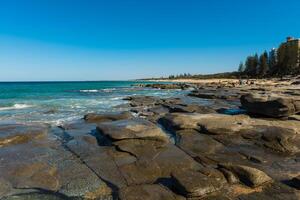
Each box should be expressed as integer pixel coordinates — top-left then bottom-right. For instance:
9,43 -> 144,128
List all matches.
1,78 -> 300,199
0,124 -> 112,200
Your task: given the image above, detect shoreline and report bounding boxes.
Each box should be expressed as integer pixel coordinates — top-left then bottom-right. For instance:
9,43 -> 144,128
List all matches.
144,77 -> 298,86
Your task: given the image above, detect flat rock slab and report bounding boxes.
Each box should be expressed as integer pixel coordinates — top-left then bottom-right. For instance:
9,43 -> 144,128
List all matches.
160,113 -> 251,134
172,169 -> 226,198
0,124 -> 112,199
176,129 -> 224,156
167,104 -> 217,114
66,135 -> 129,189
114,139 -> 167,160
116,143 -> 199,186
0,124 -> 48,147
241,125 -> 300,154
97,118 -> 169,142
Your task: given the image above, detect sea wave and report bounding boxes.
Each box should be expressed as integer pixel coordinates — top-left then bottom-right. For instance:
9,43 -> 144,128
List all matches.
79,90 -> 100,93
111,97 -> 123,100
0,104 -> 33,111
102,88 -> 116,92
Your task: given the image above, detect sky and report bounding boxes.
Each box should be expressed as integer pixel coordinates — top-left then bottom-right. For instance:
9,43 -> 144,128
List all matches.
0,0 -> 300,81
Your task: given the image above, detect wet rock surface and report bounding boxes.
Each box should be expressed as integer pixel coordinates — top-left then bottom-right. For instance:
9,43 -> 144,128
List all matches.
1,79 -> 300,199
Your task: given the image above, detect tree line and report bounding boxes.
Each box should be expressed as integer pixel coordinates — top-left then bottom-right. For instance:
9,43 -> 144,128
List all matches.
238,49 -> 300,78
238,51 -> 271,78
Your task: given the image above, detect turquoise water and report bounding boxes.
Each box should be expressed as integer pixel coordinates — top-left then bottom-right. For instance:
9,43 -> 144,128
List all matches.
0,81 -> 183,125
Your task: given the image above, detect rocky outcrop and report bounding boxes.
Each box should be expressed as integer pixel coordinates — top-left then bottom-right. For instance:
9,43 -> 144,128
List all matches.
2,80 -> 300,200
241,93 -> 300,118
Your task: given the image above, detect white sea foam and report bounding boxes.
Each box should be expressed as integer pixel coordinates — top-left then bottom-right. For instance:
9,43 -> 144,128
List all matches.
111,97 -> 123,100
0,104 -> 33,111
79,90 -> 99,93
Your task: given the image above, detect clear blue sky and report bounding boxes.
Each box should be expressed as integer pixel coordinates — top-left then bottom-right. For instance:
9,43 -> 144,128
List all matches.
0,0 -> 299,81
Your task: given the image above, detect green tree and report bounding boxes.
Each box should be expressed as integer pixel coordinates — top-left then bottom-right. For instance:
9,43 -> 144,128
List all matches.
238,61 -> 245,73
258,51 -> 269,77
244,54 -> 259,77
268,49 -> 277,75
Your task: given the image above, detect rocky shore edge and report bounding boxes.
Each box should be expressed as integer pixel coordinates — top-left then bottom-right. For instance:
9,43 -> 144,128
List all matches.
0,77 -> 300,200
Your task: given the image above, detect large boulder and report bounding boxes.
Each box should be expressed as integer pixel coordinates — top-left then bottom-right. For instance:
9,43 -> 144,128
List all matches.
240,93 -> 300,118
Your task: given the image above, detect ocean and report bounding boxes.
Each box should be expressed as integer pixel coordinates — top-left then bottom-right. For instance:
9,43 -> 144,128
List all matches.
0,81 -> 184,125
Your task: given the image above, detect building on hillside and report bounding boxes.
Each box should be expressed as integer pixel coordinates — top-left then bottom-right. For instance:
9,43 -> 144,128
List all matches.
276,37 -> 300,73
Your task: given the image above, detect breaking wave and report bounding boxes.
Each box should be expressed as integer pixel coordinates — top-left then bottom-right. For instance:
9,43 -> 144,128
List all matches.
0,104 -> 33,111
